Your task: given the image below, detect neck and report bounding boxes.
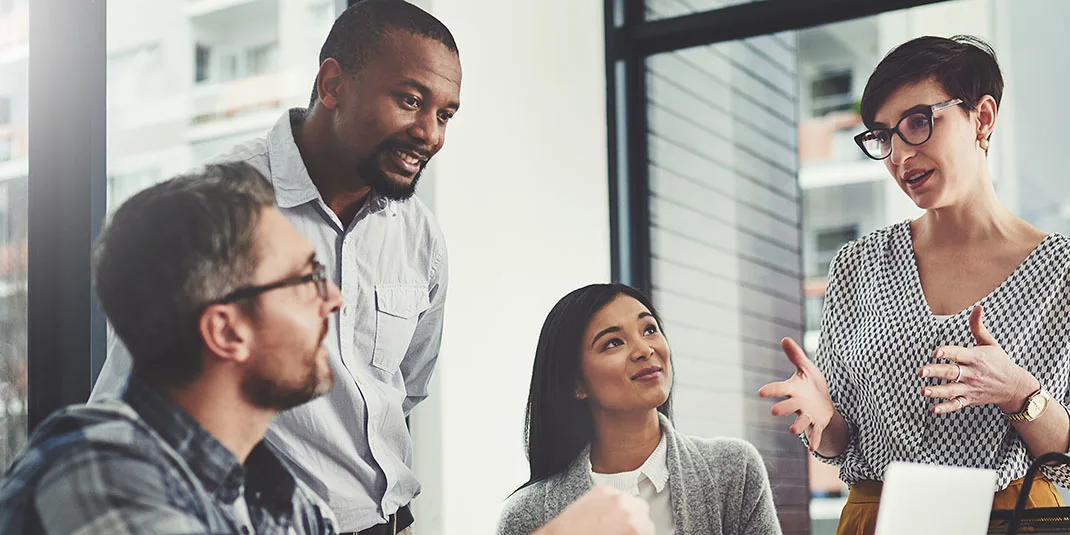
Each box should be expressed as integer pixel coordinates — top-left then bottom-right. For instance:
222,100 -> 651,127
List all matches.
163,371 -> 274,463
296,106 -> 372,225
915,169 -> 1021,247
589,409 -> 662,474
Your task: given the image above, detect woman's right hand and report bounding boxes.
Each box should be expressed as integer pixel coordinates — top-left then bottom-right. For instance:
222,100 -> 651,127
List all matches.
758,337 -> 838,453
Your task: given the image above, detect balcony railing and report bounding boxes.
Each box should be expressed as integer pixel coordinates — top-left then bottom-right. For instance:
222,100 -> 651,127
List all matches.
190,71 -> 287,126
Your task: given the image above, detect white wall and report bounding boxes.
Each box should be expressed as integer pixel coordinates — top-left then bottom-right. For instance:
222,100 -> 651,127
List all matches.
408,1 -> 611,534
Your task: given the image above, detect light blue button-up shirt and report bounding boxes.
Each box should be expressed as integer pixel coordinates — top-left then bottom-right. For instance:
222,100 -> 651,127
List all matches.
91,109 -> 448,532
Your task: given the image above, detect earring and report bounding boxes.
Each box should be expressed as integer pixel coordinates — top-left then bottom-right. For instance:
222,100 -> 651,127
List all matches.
979,137 -> 990,152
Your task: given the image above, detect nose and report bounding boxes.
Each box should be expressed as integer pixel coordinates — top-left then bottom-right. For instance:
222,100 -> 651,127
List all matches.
888,133 -> 916,167
631,341 -> 654,362
324,280 -> 343,315
407,110 -> 445,151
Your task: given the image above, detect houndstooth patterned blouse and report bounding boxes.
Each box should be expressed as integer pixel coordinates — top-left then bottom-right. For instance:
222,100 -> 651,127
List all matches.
814,220 -> 1070,490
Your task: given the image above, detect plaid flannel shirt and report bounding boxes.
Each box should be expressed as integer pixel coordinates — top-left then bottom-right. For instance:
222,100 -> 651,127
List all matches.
0,376 -> 337,535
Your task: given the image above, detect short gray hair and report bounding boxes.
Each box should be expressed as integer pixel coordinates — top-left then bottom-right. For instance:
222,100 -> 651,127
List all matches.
93,162 -> 276,387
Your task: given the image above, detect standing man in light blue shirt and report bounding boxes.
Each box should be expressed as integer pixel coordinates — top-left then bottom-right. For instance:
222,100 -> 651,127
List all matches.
90,1 -> 460,533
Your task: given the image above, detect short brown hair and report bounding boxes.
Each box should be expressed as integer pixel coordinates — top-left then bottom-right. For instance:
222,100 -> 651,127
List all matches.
93,162 -> 275,387
860,35 -> 1003,130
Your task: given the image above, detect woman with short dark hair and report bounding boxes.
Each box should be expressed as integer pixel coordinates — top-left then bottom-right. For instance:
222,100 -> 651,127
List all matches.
499,283 -> 781,535
761,35 -> 1070,535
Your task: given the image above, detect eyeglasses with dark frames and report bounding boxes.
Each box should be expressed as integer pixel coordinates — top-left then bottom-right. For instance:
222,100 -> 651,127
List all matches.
216,260 -> 329,304
854,98 -> 963,160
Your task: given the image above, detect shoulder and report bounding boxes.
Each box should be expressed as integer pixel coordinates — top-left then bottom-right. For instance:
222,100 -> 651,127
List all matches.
23,405 -> 204,531
0,403 -> 143,534
26,401 -> 153,456
830,222 -> 905,275
1042,233 -> 1070,272
36,437 -> 176,497
817,222 -> 910,304
392,195 -> 448,276
497,482 -> 550,535
684,434 -> 764,468
394,196 -> 446,244
206,136 -> 271,176
33,404 -> 184,492
676,434 -> 773,507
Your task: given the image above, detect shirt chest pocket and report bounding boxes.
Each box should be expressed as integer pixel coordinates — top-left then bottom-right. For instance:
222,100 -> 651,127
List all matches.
372,283 -> 430,373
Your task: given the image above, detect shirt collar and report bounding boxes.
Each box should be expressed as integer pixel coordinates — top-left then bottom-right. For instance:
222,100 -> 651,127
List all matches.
587,429 -> 670,494
267,108 -> 395,217
121,375 -> 297,517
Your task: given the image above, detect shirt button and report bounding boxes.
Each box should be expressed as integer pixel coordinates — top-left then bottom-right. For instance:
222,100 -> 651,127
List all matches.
342,305 -> 352,317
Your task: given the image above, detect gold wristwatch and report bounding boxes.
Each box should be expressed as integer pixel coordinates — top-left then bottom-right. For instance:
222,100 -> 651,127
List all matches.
1004,386 -> 1054,422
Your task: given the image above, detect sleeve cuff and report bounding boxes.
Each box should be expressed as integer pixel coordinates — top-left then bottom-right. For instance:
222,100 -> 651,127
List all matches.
801,416 -> 856,466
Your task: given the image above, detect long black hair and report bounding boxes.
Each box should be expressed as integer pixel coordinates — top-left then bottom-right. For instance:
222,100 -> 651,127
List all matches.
518,283 -> 673,491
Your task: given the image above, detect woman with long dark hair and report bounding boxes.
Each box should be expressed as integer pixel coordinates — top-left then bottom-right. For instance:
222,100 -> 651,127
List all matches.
497,283 -> 780,535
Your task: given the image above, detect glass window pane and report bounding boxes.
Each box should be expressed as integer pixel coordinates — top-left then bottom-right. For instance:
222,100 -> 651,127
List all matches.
0,0 -> 28,469
106,0 -> 336,213
645,30 -> 805,529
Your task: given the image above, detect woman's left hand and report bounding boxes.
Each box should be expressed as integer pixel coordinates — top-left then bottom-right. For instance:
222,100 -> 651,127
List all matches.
919,305 -> 1040,415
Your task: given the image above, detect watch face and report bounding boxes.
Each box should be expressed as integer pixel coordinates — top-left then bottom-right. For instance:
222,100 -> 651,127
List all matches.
1029,394 -> 1048,417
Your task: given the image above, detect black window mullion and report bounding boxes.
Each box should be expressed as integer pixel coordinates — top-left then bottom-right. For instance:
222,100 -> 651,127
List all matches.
27,0 -> 108,430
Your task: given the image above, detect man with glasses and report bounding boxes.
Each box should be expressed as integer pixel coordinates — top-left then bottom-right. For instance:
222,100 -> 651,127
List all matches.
0,163 -> 343,534
91,2 -> 456,533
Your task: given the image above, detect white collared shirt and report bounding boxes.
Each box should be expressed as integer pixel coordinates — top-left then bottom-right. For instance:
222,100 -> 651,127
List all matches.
589,432 -> 674,535
90,109 -> 448,532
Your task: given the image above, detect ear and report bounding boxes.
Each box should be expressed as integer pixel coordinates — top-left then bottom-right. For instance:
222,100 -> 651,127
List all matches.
574,382 -> 588,401
315,58 -> 346,111
975,94 -> 998,141
199,303 -> 253,366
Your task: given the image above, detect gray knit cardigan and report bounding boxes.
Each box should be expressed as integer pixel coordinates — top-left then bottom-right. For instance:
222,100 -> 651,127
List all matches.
497,413 -> 783,535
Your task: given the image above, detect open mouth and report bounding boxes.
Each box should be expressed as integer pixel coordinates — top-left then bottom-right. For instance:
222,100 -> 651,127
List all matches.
386,146 -> 429,176
631,366 -> 663,381
902,169 -> 934,186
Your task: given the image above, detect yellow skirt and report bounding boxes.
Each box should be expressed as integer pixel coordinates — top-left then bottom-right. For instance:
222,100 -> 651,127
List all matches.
836,474 -> 1065,535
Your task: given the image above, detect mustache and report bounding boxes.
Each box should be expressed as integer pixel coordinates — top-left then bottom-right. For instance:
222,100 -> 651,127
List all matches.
383,140 -> 432,161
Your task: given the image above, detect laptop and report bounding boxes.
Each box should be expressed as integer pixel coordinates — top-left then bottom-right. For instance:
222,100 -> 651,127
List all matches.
874,462 -> 998,535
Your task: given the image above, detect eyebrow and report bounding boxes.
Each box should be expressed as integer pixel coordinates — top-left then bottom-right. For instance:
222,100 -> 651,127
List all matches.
398,78 -> 461,111
294,252 -> 316,274
590,312 -> 655,348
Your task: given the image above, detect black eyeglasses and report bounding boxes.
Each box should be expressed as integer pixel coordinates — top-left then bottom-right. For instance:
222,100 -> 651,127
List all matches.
217,260 -> 329,304
854,98 -> 963,160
